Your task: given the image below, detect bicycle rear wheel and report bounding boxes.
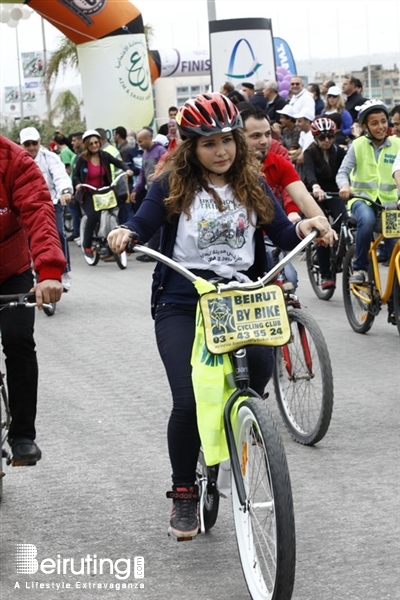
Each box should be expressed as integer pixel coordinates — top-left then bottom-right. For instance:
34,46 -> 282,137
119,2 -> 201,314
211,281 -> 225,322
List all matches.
231,397 -> 295,600
196,448 -> 220,533
342,245 -> 375,334
273,309 -> 333,446
306,245 -> 335,301
0,372 -> 10,503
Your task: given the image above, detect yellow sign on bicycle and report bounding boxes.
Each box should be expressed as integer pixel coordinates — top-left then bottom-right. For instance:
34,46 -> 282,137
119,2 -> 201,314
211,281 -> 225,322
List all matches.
382,210 -> 400,238
92,190 -> 117,212
199,284 -> 291,354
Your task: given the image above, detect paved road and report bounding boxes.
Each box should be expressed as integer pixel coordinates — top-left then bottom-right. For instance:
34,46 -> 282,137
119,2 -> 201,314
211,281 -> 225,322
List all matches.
1,243 -> 399,600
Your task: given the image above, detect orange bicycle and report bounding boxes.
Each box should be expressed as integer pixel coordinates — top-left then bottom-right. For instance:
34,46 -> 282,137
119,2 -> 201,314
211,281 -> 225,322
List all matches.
342,200 -> 400,335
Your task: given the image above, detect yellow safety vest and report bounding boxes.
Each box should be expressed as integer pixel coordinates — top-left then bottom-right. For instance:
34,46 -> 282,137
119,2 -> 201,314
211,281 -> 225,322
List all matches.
349,136 -> 400,207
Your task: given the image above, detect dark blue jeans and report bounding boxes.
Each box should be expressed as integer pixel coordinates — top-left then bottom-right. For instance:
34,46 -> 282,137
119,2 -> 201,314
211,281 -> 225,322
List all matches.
0,270 -> 38,440
155,303 -> 274,485
55,203 -> 71,272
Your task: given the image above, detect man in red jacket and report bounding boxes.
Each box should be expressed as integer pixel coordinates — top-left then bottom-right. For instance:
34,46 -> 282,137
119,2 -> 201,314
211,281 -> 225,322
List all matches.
0,135 -> 66,465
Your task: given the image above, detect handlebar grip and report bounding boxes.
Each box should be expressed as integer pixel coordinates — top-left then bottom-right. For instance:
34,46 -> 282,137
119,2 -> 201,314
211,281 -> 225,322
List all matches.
126,231 -> 140,253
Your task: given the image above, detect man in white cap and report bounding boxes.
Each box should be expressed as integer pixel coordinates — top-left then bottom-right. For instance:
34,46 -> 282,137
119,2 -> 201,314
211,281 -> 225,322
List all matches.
19,126 -> 73,290
276,105 -> 300,153
291,109 -> 315,173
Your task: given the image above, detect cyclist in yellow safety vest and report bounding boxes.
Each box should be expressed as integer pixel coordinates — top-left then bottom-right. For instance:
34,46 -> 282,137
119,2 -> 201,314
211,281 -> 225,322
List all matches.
336,100 -> 400,302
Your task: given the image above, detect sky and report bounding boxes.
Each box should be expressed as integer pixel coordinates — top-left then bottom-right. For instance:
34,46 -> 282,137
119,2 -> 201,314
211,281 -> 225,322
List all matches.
0,0 -> 399,89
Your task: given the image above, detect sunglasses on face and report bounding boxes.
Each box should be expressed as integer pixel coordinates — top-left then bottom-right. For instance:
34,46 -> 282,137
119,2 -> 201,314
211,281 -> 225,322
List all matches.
291,82 -> 301,86
23,140 -> 39,147
317,133 -> 335,141
88,141 -> 100,146
327,95 -> 339,98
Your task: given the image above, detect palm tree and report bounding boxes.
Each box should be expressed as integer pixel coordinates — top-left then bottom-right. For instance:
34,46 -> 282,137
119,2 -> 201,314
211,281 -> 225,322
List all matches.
49,90 -> 82,124
44,37 -> 79,88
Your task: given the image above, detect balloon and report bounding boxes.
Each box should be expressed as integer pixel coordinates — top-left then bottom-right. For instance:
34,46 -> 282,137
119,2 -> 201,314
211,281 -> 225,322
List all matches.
283,73 -> 292,81
21,6 -> 33,20
10,7 -> 23,21
7,19 -> 19,28
276,66 -> 287,74
277,73 -> 283,82
280,80 -> 290,91
0,7 -> 10,23
280,90 -> 289,99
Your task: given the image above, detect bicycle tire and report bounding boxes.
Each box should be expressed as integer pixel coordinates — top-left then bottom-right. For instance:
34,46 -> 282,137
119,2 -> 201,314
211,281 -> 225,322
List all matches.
196,448 -> 220,532
306,245 -> 336,301
231,397 -> 295,600
0,373 -> 10,503
342,245 -> 375,334
109,215 -> 128,270
393,276 -> 400,336
43,302 -> 57,317
273,308 -> 334,446
80,216 -> 100,266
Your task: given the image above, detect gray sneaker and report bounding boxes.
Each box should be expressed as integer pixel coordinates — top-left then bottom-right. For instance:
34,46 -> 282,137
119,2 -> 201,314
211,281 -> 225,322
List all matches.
349,270 -> 368,285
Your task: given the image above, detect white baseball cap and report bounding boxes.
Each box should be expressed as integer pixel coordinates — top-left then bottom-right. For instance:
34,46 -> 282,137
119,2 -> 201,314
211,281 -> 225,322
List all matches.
294,110 -> 315,121
19,126 -> 40,144
276,105 -> 295,118
327,86 -> 342,96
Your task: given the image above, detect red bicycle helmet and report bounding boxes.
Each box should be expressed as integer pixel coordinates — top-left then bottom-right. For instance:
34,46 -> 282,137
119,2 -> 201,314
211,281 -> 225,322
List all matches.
311,117 -> 335,136
176,92 -> 243,139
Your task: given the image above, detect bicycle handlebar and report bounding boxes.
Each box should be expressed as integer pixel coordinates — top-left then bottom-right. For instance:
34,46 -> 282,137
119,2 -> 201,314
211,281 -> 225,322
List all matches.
127,230 -> 319,291
0,292 -> 52,310
79,171 -> 127,193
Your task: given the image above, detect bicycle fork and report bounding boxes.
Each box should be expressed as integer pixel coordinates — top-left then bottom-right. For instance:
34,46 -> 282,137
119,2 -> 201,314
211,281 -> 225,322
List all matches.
282,323 -> 313,378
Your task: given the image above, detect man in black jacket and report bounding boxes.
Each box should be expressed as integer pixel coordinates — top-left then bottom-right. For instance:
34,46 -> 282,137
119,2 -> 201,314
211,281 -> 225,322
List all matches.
342,75 -> 368,121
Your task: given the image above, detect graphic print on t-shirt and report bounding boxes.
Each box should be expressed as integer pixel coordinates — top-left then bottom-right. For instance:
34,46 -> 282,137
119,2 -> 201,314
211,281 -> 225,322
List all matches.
197,208 -> 248,250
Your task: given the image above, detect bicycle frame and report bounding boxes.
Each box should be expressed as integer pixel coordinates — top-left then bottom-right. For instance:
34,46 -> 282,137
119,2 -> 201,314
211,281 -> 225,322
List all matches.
368,237 -> 400,306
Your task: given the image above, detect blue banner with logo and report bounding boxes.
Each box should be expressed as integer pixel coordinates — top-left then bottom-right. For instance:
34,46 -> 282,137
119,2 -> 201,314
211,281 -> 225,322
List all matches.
274,37 -> 297,75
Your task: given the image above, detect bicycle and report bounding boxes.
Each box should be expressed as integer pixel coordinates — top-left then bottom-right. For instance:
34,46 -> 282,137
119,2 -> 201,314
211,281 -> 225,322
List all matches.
306,193 -> 356,301
0,293 -> 53,501
342,199 -> 400,335
125,232 -> 325,600
79,173 -> 128,270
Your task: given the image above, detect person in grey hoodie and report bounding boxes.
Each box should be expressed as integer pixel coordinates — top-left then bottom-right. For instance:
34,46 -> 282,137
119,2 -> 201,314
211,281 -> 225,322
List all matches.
130,129 -> 167,261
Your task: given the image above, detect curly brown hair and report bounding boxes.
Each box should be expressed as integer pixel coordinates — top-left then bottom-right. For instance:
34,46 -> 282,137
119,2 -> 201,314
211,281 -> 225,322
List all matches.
158,128 -> 274,225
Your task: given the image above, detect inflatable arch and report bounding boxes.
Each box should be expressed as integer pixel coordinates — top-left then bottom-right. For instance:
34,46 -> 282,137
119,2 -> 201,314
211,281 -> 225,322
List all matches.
2,0 -> 154,132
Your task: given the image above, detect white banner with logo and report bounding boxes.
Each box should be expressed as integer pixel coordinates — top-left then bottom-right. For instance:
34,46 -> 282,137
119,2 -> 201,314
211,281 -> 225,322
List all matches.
78,34 -> 154,132
209,18 -> 275,91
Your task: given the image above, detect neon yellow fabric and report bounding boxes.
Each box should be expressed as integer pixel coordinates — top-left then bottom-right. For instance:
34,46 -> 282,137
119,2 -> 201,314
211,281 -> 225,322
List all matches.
349,136 -> 400,208
191,278 -> 237,466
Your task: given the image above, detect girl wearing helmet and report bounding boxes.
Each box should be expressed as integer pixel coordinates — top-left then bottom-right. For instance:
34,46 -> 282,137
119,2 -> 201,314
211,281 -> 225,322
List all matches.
337,100 -> 400,299
72,129 -> 133,258
304,118 -> 348,289
108,93 -> 330,540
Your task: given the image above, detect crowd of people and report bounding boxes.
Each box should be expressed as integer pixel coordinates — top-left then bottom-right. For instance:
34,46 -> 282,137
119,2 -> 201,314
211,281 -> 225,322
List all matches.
0,73 -> 399,538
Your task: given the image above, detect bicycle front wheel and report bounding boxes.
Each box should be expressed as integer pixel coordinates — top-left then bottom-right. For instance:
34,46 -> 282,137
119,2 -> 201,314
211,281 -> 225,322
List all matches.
0,373 -> 10,503
231,398 -> 295,600
342,245 -> 375,334
306,245 -> 335,301
393,276 -> 400,336
80,216 -> 100,266
273,308 -> 334,446
109,215 -> 128,270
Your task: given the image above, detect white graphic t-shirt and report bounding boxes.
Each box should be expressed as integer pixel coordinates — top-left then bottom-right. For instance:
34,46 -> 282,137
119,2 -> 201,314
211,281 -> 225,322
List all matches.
173,184 -> 256,281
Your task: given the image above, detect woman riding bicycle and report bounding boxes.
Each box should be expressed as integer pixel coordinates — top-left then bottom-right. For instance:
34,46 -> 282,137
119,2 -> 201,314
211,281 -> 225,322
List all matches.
303,117 -> 348,289
72,129 -> 133,259
108,93 -> 331,540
